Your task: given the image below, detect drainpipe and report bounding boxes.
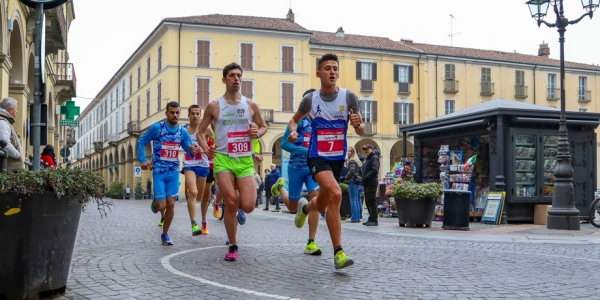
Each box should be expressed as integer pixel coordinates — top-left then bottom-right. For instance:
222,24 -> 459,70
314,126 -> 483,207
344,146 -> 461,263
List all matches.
533,65 -> 537,104
435,55 -> 439,118
417,54 -> 422,123
178,23 -> 182,103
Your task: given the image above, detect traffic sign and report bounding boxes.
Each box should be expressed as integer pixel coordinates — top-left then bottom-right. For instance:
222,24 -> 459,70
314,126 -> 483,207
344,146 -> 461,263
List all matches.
59,119 -> 79,127
59,147 -> 70,158
134,166 -> 142,178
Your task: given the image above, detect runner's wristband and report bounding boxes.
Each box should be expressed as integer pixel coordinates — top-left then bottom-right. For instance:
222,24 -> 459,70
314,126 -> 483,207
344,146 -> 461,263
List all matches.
353,124 -> 360,129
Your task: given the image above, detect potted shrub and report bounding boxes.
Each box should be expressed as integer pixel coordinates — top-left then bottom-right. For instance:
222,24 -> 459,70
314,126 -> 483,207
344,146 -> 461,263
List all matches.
0,168 -> 110,299
134,182 -> 144,200
107,181 -> 124,199
392,183 -> 443,227
339,183 -> 351,220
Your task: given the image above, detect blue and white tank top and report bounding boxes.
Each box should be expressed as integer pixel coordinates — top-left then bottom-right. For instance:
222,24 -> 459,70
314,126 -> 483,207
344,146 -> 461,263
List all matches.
214,96 -> 253,157
289,117 -> 312,170
152,121 -> 184,174
307,88 -> 349,161
182,124 -> 209,168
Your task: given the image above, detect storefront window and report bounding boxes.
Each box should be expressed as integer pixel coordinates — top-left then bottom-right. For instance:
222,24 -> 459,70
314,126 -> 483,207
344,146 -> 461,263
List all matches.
515,135 -> 537,197
543,135 -> 558,197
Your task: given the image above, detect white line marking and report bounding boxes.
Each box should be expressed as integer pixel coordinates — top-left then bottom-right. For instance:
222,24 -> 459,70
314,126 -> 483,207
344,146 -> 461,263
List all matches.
160,244 -> 304,300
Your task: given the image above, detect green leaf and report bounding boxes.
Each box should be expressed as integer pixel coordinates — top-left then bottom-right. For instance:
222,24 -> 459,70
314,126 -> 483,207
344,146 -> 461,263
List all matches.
392,183 -> 444,201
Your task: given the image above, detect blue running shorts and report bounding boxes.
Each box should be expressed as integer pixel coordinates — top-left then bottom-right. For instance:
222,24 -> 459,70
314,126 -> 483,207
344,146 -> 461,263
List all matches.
153,171 -> 180,201
181,166 -> 210,178
287,166 -> 318,201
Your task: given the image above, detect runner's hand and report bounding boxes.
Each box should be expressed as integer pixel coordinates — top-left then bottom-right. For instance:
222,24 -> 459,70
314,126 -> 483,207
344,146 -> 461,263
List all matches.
141,162 -> 152,171
254,154 -> 263,162
349,109 -> 362,128
248,124 -> 259,139
288,130 -> 298,143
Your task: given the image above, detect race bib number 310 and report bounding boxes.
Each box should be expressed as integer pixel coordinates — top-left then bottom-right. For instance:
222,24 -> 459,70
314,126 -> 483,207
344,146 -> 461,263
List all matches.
160,141 -> 179,161
316,129 -> 344,157
227,131 -> 252,157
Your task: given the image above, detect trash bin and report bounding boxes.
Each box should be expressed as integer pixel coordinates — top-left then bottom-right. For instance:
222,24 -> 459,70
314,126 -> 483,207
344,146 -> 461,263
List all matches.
442,189 -> 471,231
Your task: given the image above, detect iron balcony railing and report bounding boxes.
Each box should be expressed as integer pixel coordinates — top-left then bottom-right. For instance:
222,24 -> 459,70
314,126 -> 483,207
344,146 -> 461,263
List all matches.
480,82 -> 495,96
360,80 -> 373,92
127,121 -> 140,136
55,63 -> 77,93
515,85 -> 528,98
260,109 -> 273,123
578,89 -> 591,102
397,82 -> 410,94
547,88 -> 560,100
444,79 -> 459,93
364,122 -> 377,136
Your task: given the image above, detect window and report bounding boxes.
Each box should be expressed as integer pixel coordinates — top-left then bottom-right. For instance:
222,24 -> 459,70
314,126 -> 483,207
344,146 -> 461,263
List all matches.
281,82 -> 294,112
121,107 -> 126,131
128,103 -> 132,122
196,78 -> 210,108
129,74 -> 132,96
445,64 -> 455,79
157,81 -> 162,112
109,116 -> 112,135
240,42 -> 254,70
394,65 -> 412,94
196,39 -> 210,68
394,101 -> 414,125
137,65 -> 141,89
146,55 -> 151,81
136,96 -> 140,121
115,86 -> 120,106
579,108 -> 587,112
157,45 -> 162,71
360,100 -> 378,123
516,70 -> 525,85
548,74 -> 557,99
356,61 -> 377,92
281,46 -> 294,73
481,67 -> 491,82
515,70 -> 527,98
241,80 -> 253,99
445,100 -> 455,115
579,76 -> 588,101
115,112 -> 118,134
146,89 -> 150,117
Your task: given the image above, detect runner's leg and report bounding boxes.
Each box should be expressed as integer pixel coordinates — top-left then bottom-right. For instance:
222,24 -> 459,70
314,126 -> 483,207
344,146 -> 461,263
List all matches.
304,170 -> 341,248
217,172 -> 239,244
183,170 -> 198,225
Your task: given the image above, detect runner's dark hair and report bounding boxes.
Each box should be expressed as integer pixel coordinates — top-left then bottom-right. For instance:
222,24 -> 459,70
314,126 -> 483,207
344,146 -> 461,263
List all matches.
223,62 -> 243,78
317,53 -> 338,70
189,104 -> 200,113
166,101 -> 180,110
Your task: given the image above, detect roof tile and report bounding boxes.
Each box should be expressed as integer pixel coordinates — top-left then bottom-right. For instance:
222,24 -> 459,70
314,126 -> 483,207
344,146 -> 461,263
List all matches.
164,14 -> 311,33
310,31 -> 420,52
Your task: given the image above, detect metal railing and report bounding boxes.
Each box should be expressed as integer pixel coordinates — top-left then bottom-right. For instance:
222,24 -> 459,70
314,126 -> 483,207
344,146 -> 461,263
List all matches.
578,89 -> 591,102
515,85 -> 528,98
360,80 -> 373,92
55,63 -> 77,92
444,79 -> 459,93
398,82 -> 410,94
260,109 -> 274,123
547,88 -> 560,100
364,122 -> 377,135
480,82 -> 495,96
127,121 -> 140,136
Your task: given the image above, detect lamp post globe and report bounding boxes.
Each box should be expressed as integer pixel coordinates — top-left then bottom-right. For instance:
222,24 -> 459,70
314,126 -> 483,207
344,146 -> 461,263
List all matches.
527,0 -> 550,22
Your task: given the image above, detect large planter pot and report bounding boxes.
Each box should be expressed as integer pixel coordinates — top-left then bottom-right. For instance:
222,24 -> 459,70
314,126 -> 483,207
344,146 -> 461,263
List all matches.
340,194 -> 351,218
0,192 -> 82,298
134,193 -> 143,200
397,197 -> 436,227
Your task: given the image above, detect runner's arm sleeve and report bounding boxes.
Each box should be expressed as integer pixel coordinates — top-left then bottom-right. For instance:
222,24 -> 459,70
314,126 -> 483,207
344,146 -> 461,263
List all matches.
137,123 -> 160,163
281,125 -> 307,155
180,129 -> 195,158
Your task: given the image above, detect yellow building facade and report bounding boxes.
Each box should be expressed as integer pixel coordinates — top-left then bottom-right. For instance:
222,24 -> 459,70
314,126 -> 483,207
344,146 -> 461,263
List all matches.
0,0 -> 76,167
74,11 -> 600,191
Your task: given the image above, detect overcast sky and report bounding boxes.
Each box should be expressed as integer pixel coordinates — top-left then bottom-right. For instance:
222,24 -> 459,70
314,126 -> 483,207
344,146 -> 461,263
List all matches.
68,0 -> 600,111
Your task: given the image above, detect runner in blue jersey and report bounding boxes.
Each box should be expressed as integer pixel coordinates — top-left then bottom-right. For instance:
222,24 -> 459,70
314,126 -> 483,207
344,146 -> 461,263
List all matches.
138,101 -> 198,246
287,53 -> 366,269
271,89 -> 322,256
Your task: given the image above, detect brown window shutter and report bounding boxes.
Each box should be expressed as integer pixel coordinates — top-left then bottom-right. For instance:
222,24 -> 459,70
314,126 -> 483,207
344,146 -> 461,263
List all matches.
242,80 -> 253,99
316,57 -> 320,72
393,65 -> 399,83
282,46 -> 293,73
356,61 -> 361,80
408,66 -> 414,84
197,40 -> 202,67
203,41 -> 210,67
158,46 -> 162,71
146,90 -> 150,117
129,74 -> 132,95
248,44 -> 253,70
157,82 -> 162,111
289,47 -> 294,73
146,56 -> 151,81
282,83 -> 293,112
372,63 -> 377,81
408,103 -> 414,124
393,102 -> 400,124
136,97 -> 140,121
371,101 -> 378,123
197,78 -> 209,108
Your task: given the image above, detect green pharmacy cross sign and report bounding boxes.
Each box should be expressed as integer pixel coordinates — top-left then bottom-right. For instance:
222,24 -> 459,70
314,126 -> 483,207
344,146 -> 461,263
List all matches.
60,100 -> 80,120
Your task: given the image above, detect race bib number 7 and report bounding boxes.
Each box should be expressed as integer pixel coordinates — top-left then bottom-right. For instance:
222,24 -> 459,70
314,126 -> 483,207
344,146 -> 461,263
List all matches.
160,141 -> 179,161
316,129 -> 344,157
227,131 -> 252,157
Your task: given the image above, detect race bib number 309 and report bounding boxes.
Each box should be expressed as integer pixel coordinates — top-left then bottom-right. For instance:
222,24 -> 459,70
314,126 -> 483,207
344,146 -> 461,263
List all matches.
227,131 -> 252,157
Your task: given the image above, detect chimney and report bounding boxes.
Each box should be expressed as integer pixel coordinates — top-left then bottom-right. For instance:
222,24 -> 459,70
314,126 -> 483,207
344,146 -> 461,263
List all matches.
286,9 -> 294,23
400,39 -> 414,44
538,42 -> 550,58
335,27 -> 345,39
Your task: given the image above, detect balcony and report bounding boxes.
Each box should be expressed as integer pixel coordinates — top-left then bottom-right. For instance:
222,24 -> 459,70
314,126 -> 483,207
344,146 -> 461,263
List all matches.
547,88 -> 560,100
364,122 -> 377,136
260,109 -> 274,123
108,133 -> 119,146
397,82 -> 410,95
66,129 -> 76,148
127,121 -> 141,136
54,63 -> 77,102
480,82 -> 495,96
578,89 -> 591,102
93,141 -> 104,154
43,6 -> 68,55
84,149 -> 91,158
515,85 -> 528,99
360,80 -> 373,92
444,79 -> 459,93
75,153 -> 84,160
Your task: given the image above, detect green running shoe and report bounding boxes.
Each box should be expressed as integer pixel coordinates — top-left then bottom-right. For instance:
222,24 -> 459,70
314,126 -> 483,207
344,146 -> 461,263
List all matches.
192,224 -> 202,236
334,250 -> 354,270
270,177 -> 286,197
151,200 -> 158,214
158,218 -> 164,227
295,198 -> 308,228
304,241 -> 322,256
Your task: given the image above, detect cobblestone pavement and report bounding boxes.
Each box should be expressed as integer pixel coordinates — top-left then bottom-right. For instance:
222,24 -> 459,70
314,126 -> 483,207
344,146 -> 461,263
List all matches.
51,199 -> 600,300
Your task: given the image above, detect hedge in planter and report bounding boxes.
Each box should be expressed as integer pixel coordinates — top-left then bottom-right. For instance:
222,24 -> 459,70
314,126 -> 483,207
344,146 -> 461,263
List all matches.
392,183 -> 443,227
0,168 -> 110,299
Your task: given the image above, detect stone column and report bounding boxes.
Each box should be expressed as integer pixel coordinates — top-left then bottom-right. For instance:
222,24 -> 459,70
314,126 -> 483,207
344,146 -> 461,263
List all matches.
125,159 -> 133,189
0,54 -> 13,99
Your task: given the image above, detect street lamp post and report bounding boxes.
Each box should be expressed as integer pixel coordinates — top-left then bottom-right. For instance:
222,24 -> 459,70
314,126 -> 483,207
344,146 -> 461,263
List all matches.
526,0 -> 599,230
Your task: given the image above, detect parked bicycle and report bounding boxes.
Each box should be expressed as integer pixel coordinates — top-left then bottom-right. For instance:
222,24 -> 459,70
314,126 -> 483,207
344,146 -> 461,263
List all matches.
589,195 -> 600,228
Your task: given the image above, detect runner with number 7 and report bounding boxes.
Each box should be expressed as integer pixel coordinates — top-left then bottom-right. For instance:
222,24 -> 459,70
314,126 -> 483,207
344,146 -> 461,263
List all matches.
287,53 -> 366,270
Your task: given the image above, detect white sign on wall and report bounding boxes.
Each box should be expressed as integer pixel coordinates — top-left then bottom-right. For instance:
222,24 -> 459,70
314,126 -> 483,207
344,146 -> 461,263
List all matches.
134,166 -> 142,178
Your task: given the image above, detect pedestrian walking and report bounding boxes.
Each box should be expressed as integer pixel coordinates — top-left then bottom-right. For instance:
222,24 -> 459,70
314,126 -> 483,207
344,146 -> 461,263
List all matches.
361,144 -> 380,226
